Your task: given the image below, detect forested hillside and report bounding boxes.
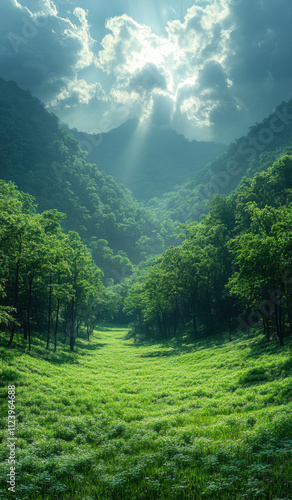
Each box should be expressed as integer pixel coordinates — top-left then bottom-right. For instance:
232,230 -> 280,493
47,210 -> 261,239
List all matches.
0,180 -> 118,352
70,120 -> 225,200
1,77 -> 292,351
0,78 -> 176,280
152,100 -> 292,222
126,154 -> 292,347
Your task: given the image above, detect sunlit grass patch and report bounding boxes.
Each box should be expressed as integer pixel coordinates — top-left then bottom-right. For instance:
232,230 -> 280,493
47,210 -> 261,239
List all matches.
0,327 -> 292,498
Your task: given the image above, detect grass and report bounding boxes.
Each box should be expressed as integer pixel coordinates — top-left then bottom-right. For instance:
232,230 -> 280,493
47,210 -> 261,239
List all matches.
0,326 -> 292,499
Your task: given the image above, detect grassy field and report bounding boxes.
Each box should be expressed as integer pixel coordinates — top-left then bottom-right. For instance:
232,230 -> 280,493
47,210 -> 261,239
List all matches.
0,326 -> 292,499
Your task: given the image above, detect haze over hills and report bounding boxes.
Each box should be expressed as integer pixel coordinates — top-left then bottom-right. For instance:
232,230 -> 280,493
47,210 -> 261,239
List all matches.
2,77 -> 292,238
0,78 -> 176,277
69,120 -> 225,200
153,99 -> 292,222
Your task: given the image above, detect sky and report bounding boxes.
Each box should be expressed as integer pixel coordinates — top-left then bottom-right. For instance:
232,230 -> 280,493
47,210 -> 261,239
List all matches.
1,0 -> 292,144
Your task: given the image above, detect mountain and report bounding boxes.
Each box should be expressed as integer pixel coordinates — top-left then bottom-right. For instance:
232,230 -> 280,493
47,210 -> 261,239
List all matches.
153,100 -> 292,222
1,76 -> 292,272
0,78 -> 176,279
70,120 -> 225,200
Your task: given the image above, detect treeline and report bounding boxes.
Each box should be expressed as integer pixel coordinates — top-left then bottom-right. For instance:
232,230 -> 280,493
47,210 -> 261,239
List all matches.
0,181 -> 118,351
125,154 -> 292,346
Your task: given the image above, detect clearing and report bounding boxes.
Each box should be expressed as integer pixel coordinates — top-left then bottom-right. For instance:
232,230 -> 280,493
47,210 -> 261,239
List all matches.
0,326 -> 292,499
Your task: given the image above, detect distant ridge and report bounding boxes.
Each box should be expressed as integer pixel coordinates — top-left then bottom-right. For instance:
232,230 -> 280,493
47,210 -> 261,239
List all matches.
152,99 -> 292,222
0,77 -> 176,272
70,120 -> 225,200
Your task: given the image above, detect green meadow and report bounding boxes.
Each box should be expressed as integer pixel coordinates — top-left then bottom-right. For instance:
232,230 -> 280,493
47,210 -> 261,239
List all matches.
0,327 -> 292,499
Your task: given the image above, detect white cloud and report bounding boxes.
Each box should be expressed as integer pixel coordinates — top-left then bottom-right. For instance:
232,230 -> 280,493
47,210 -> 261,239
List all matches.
65,7 -> 95,69
96,14 -> 173,76
1,0 -> 292,142
1,1 -> 97,103
52,78 -> 102,106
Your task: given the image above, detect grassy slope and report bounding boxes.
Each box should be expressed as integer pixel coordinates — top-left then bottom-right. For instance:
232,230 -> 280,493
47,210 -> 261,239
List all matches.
0,327 -> 292,499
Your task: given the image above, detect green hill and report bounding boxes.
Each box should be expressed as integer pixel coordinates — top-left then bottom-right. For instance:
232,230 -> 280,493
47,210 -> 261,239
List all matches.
0,78 -> 175,277
0,326 -> 291,499
153,100 -> 292,222
70,120 -> 225,200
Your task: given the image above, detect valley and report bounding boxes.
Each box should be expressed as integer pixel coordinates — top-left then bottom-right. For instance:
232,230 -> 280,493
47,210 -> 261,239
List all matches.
1,326 -> 291,499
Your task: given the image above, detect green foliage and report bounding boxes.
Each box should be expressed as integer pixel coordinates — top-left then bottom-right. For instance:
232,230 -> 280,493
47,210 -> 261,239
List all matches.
0,78 -> 176,275
150,101 -> 292,223
0,180 -> 107,351
126,154 -> 292,345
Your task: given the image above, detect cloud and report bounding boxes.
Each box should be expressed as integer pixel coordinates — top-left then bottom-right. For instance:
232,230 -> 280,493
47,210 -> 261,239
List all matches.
166,0 -> 292,142
96,14 -> 172,76
128,63 -> 169,93
91,3 -> 244,141
0,0 -> 97,103
1,0 -> 292,142
93,14 -> 176,131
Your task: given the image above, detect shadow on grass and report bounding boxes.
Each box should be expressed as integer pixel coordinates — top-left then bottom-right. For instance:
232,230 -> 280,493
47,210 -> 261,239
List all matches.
127,321 -> 292,360
96,323 -> 128,332
132,332 -> 235,358
36,338 -> 108,364
243,330 -> 292,360
0,329 -> 108,366
74,340 -> 108,356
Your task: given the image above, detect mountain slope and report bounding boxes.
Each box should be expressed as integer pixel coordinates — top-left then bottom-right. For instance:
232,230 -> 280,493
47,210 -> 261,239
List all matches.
0,78 -> 175,275
154,100 -> 292,222
70,120 -> 225,200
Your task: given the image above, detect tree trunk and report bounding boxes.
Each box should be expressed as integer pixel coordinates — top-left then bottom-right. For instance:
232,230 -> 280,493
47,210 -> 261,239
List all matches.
27,276 -> 34,352
275,303 -> 284,347
279,299 -> 285,338
192,314 -> 197,338
138,310 -> 143,333
63,324 -> 68,344
23,321 -> 28,341
54,297 -> 60,352
70,298 -> 75,352
162,312 -> 168,338
173,297 -> 178,337
157,314 -> 163,338
228,315 -> 232,342
206,287 -> 213,327
8,257 -> 20,347
191,295 -> 198,337
179,305 -> 186,327
145,321 -> 149,339
46,274 -> 52,349
264,317 -> 271,341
